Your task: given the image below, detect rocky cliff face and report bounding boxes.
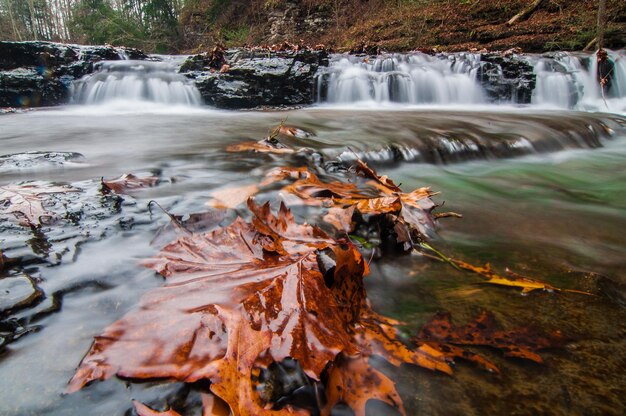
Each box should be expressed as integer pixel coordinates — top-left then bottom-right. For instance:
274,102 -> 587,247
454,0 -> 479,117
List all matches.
0,41 -> 148,107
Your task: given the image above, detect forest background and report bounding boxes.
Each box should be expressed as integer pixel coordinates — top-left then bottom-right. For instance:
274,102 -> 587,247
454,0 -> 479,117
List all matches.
0,0 -> 625,54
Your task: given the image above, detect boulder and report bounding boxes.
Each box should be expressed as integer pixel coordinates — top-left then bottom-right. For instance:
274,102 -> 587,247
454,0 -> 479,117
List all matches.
181,49 -> 329,109
478,53 -> 536,104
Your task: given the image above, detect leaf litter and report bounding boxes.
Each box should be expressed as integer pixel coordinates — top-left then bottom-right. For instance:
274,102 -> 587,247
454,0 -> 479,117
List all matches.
58,132 -> 594,415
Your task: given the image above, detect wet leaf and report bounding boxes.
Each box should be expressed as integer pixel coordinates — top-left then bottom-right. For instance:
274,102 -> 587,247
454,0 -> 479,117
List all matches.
452,259 -> 593,295
207,184 -> 260,209
68,199 -> 450,415
278,125 -> 313,139
322,355 -> 405,416
277,164 -> 438,242
132,400 -> 182,416
414,311 -> 567,368
0,182 -> 79,226
101,173 -> 159,195
226,137 -> 296,154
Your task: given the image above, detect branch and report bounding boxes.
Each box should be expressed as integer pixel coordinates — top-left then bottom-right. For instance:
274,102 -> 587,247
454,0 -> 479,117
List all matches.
506,0 -> 545,26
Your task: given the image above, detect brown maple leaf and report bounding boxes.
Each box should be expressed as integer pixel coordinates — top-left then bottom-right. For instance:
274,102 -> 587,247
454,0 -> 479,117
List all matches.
67,199 -> 450,415
269,165 -> 440,243
413,311 -> 568,372
0,182 -> 79,226
101,173 -> 159,195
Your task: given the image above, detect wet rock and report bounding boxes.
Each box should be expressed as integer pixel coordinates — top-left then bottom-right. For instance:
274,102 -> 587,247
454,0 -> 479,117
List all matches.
0,151 -> 85,173
182,49 -> 329,108
0,41 -> 150,108
0,274 -> 43,314
0,68 -> 67,107
478,53 -> 536,104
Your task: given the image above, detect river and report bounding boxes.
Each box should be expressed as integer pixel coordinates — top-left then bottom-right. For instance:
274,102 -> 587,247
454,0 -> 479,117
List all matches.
0,51 -> 625,415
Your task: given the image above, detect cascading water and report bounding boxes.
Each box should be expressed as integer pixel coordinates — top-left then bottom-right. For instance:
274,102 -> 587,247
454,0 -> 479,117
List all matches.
317,53 -> 484,105
530,50 -> 626,110
317,50 -> 626,111
71,59 -> 202,106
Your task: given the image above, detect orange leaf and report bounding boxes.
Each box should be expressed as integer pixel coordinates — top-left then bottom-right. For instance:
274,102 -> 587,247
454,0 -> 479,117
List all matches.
414,311 -> 567,368
101,173 -> 158,195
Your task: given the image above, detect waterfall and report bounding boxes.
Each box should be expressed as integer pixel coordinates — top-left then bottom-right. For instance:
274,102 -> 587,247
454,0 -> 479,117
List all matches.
317,50 -> 626,111
317,53 -> 484,105
529,50 -> 626,110
71,60 -> 202,106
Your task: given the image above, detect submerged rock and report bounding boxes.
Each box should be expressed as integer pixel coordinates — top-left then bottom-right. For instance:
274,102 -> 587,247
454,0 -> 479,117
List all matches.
0,274 -> 43,314
181,49 -> 329,108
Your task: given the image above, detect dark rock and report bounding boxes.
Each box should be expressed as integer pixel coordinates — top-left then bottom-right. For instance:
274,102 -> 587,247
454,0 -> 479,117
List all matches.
0,274 -> 43,314
478,53 -> 536,104
182,49 -> 329,108
0,41 -> 150,107
0,69 -> 67,107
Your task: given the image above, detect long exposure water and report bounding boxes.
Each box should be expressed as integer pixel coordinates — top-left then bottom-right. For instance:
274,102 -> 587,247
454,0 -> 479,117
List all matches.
1,52 -> 625,415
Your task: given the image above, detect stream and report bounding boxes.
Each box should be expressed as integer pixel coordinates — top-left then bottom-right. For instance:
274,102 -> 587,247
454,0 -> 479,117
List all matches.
1,51 -> 625,415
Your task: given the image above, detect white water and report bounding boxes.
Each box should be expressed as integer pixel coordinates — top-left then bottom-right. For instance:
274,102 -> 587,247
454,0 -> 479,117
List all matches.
530,50 -> 626,112
71,60 -> 202,106
318,50 -> 626,113
318,53 -> 484,105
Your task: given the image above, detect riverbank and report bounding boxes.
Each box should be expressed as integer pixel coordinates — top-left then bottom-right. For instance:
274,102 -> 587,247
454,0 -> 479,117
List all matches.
180,0 -> 626,53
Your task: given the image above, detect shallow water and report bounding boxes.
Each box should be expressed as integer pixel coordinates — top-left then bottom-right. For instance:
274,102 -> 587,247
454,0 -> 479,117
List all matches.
0,105 -> 625,415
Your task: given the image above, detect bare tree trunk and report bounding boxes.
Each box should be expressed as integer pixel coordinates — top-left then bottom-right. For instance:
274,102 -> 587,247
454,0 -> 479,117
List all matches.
4,0 -> 23,40
506,0 -> 544,26
597,0 -> 606,49
26,0 -> 38,39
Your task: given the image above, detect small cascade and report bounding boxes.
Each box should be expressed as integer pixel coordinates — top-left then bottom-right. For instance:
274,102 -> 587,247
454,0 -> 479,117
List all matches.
71,60 -> 202,106
317,53 -> 484,105
529,50 -> 626,109
317,50 -> 626,110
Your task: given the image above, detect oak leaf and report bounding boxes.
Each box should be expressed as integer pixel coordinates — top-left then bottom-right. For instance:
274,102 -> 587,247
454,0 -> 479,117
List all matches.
0,182 -> 79,226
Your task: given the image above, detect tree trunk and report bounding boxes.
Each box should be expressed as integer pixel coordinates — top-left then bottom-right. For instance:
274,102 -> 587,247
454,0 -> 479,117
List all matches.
4,0 -> 23,40
506,0 -> 544,26
597,0 -> 606,49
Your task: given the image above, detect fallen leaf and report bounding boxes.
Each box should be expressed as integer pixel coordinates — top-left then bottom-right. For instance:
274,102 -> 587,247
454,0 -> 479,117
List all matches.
452,259 -> 593,295
132,400 -> 182,416
278,125 -> 314,139
276,164 -> 438,242
322,354 -> 405,416
68,199 -> 449,415
207,184 -> 260,209
414,311 -> 567,370
226,137 -> 296,154
0,182 -> 79,226
101,173 -> 159,195
323,206 -> 356,233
